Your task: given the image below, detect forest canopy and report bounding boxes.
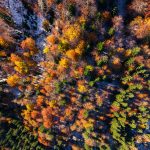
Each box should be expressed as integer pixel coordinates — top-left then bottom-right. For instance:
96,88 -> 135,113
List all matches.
0,0 -> 150,149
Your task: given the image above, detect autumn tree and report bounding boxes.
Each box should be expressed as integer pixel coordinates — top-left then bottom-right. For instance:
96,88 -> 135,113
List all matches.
7,74 -> 20,87
21,37 -> 38,56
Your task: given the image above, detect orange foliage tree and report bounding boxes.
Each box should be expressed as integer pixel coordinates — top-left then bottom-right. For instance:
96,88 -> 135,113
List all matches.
21,37 -> 38,56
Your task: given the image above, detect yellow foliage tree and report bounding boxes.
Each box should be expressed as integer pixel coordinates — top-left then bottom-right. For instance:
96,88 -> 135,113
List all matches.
43,46 -> 50,54
7,74 -> 20,87
14,61 -> 28,74
66,49 -> 78,61
63,23 -> 81,43
10,53 -> 29,74
0,36 -> 8,48
78,81 -> 87,93
75,40 -> 85,55
59,58 -> 69,68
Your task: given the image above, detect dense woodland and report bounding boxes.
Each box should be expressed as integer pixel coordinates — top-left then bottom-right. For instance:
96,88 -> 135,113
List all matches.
0,0 -> 150,149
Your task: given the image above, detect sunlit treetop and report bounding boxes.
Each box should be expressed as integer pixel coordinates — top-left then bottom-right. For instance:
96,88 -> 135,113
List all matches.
130,16 -> 150,39
21,37 -> 38,55
7,74 -> 20,87
63,23 -> 81,43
